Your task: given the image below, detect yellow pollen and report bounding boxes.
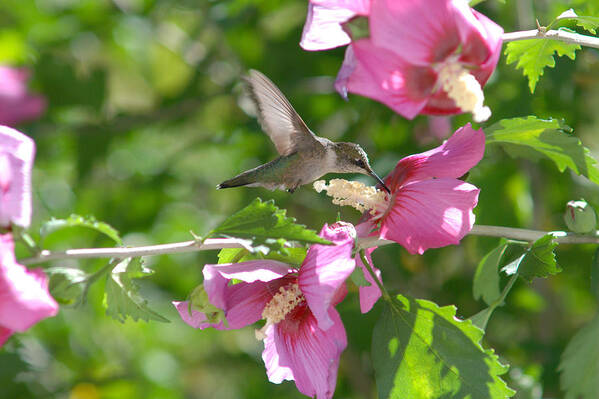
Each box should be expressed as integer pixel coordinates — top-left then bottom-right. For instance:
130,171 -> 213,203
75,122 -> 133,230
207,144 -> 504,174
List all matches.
314,178 -> 388,216
438,62 -> 491,123
256,283 -> 304,340
262,283 -> 304,325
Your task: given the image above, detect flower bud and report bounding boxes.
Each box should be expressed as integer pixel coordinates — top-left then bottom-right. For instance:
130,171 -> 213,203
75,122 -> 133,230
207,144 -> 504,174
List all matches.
564,200 -> 597,233
189,285 -> 226,325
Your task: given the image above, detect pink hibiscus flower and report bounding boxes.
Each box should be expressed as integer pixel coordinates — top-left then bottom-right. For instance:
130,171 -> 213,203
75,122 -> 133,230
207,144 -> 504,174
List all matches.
314,124 -> 483,309
174,223 -> 357,399
315,124 -> 484,256
0,66 -> 46,126
0,126 -> 35,228
0,233 -> 59,346
335,0 -> 503,122
300,0 -> 370,51
363,123 -> 484,254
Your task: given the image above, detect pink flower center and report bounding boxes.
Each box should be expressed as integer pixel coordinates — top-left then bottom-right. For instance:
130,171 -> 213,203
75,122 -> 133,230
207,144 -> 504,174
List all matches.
437,61 -> 490,122
404,66 -> 437,100
262,283 -> 305,324
256,283 -> 305,340
314,179 -> 389,218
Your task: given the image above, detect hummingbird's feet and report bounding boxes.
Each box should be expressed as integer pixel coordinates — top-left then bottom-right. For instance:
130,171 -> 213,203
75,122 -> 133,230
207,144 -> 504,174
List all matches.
287,183 -> 300,194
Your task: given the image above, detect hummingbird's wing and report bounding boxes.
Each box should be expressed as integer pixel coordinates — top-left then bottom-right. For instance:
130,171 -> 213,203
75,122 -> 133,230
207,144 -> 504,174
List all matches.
245,70 -> 318,156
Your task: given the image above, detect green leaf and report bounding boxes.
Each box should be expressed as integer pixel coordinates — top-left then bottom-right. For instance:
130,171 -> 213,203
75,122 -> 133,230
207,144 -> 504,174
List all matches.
46,267 -> 87,305
500,255 -> 524,276
372,295 -> 515,399
470,274 -> 519,331
350,265 -> 371,287
554,9 -> 599,34
501,234 -> 560,282
217,248 -> 251,264
104,258 -> 169,323
559,316 -> 599,399
40,214 -> 122,245
217,246 -> 307,266
505,32 -> 580,92
590,248 -> 599,302
473,240 -> 508,306
207,198 -> 330,251
486,116 -> 599,185
574,16 -> 599,34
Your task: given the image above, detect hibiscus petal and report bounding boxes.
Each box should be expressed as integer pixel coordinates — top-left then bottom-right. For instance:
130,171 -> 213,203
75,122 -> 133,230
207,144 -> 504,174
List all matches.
299,223 -> 355,331
420,89 -> 461,116
224,281 -> 277,329
452,2 -> 504,68
205,260 -> 292,283
355,218 -> 376,238
335,45 -> 357,100
369,0 -> 460,66
174,279 -> 273,330
379,179 -> 479,254
202,261 -> 291,329
0,96 -> 46,127
203,260 -> 291,310
347,39 -> 432,119
300,4 -> 355,51
469,10 -> 504,88
0,126 -> 35,228
203,266 -> 276,329
262,324 -> 294,383
0,67 -> 46,126
0,234 -> 58,332
265,308 -> 347,399
0,67 -> 29,97
385,124 -> 484,190
202,264 -> 230,311
355,248 -> 382,313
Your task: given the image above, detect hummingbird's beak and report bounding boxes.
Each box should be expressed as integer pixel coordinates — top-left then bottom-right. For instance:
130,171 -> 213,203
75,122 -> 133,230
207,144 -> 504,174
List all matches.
369,170 -> 391,194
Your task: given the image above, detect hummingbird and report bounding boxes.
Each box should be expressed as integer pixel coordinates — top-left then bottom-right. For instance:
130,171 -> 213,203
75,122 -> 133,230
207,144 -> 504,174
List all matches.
217,70 -> 390,194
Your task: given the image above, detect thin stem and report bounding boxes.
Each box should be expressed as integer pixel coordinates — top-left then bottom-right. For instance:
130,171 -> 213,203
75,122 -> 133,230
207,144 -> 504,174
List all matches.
359,250 -> 391,302
502,29 -> 599,49
19,238 -> 251,265
474,273 -> 519,330
79,260 -> 117,305
497,273 -> 519,306
18,224 -> 599,265
357,224 -> 599,250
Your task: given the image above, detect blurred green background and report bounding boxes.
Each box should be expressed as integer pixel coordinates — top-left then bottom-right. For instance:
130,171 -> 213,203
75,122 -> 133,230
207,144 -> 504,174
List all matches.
2,0 -> 599,398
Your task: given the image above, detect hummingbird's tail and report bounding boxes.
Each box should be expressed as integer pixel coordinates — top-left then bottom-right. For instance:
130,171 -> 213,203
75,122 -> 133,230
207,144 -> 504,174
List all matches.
216,179 -> 246,189
216,157 -> 288,191
216,171 -> 255,189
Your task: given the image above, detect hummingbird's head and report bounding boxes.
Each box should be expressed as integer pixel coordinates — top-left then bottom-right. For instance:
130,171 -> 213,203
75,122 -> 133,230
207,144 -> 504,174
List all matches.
333,143 -> 391,193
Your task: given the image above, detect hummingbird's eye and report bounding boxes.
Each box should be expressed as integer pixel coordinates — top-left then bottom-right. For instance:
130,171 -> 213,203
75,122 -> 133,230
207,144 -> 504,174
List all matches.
355,159 -> 365,168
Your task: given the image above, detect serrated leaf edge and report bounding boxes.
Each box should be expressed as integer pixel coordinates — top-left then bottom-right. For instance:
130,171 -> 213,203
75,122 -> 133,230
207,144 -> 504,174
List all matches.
390,296 -> 514,396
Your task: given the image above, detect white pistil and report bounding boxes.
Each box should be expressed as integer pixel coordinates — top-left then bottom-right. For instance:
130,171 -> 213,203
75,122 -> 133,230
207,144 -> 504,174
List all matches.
314,178 -> 388,217
255,283 -> 304,340
438,62 -> 491,123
